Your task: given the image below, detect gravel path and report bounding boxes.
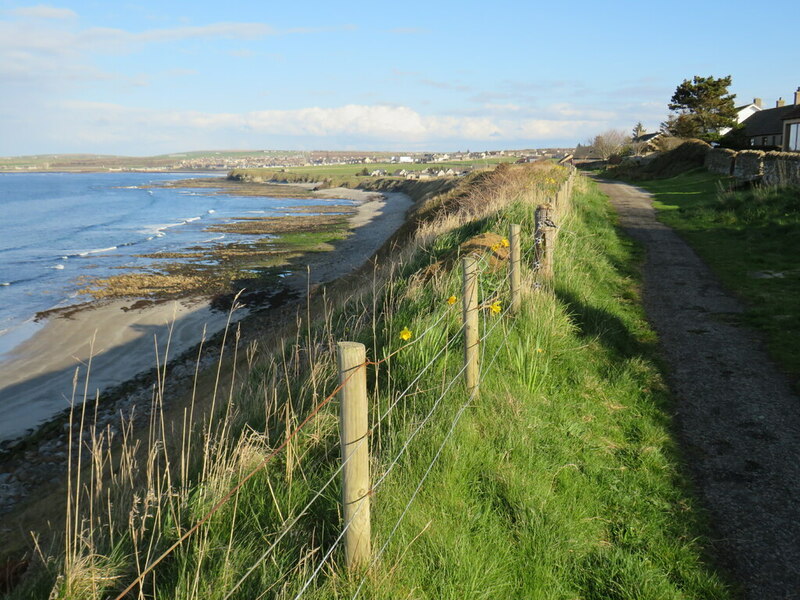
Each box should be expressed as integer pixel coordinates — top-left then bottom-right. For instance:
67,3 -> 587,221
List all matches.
598,179 -> 800,599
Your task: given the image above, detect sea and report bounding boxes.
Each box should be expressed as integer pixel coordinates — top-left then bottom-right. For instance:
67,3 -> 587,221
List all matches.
0,172 -> 344,357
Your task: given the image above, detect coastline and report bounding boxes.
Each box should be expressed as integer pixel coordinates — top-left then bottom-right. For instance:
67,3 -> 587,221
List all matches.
0,184 -> 412,444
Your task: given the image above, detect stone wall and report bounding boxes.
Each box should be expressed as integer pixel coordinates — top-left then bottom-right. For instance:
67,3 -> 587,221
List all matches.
706,148 -> 800,184
705,148 -> 736,175
763,151 -> 800,185
733,150 -> 766,181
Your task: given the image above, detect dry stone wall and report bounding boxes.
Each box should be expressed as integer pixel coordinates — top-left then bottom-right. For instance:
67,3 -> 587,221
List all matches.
763,152 -> 800,185
705,148 -> 736,175
706,148 -> 800,184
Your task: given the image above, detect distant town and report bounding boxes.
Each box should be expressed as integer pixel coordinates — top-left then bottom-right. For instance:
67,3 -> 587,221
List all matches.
0,148 -> 575,173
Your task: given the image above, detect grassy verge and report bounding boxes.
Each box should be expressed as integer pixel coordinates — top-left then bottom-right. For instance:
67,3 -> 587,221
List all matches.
8,166 -> 729,598
633,169 -> 800,389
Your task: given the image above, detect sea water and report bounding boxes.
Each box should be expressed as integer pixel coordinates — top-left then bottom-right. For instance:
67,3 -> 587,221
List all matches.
0,172 -> 345,356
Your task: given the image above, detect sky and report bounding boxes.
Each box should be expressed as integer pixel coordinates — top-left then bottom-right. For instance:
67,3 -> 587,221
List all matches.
0,0 -> 797,156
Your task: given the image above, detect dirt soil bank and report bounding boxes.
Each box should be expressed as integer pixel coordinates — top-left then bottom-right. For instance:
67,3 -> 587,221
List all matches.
598,179 -> 800,598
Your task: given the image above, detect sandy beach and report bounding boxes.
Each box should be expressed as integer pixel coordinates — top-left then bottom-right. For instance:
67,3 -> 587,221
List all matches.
0,186 -> 413,442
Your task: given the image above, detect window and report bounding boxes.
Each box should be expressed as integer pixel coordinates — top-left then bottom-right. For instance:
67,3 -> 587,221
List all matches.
788,123 -> 800,152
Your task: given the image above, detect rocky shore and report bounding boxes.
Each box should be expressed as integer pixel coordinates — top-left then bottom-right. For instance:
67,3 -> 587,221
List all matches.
0,183 -> 413,535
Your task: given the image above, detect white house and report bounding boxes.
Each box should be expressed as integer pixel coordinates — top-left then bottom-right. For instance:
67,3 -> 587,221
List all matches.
720,98 -> 763,136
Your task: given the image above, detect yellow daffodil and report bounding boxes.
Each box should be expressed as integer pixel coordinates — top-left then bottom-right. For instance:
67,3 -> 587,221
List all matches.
500,238 -> 510,248
399,327 -> 413,341
491,242 -> 502,252
490,301 -> 502,314
447,295 -> 457,305
536,347 -> 544,353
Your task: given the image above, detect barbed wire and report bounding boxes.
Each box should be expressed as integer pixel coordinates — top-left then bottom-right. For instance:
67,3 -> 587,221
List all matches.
112,182 -> 571,599
350,289 -> 520,598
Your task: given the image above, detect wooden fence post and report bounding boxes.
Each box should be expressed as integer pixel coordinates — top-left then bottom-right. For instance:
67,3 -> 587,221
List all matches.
462,256 -> 479,395
535,204 -> 556,280
337,341 -> 370,569
509,223 -> 521,312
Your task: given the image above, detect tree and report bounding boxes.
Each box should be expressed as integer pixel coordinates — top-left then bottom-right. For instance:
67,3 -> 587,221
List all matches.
631,122 -> 648,156
592,129 -> 629,160
663,75 -> 737,141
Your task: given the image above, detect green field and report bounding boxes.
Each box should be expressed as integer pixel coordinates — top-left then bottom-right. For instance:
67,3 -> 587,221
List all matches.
230,157 -> 516,186
8,166 -> 729,599
636,169 -> 800,390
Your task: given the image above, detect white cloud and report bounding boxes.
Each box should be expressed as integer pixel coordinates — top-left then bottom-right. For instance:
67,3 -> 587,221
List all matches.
9,4 -> 77,19
17,101 -> 602,154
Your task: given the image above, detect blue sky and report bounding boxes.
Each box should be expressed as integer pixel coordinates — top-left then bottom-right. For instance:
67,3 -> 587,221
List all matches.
0,0 -> 796,155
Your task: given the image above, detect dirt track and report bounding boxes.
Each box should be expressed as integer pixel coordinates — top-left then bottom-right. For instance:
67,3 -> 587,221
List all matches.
599,179 -> 800,599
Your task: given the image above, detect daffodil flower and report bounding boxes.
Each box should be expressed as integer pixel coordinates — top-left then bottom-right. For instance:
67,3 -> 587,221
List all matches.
447,295 -> 457,305
399,327 -> 413,341
501,238 -> 510,248
490,301 -> 502,314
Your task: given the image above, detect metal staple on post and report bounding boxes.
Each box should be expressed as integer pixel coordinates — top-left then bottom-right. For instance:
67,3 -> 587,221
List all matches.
509,223 -> 521,312
337,341 -> 370,569
462,256 -> 479,394
535,203 -> 556,280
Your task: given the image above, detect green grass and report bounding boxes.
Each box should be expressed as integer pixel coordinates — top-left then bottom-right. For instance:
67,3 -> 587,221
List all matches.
229,158 -> 515,187
634,169 -> 800,389
9,168 -> 729,599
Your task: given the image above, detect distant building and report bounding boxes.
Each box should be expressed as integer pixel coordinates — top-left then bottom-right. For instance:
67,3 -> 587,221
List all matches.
740,87 -> 800,151
720,98 -> 763,136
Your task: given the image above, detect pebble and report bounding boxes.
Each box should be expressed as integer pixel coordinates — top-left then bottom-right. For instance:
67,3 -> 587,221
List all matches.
0,342 -> 226,515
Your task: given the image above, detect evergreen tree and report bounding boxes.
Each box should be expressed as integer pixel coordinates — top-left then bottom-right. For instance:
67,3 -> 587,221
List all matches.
663,75 -> 737,141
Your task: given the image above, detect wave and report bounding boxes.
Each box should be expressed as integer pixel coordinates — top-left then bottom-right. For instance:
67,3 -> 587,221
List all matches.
0,282 -> 9,286
78,246 -> 117,257
207,209 -> 216,214
49,264 -> 65,270
184,216 -> 202,223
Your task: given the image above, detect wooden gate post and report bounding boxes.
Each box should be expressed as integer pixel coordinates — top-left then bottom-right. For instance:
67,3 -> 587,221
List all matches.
337,341 -> 370,569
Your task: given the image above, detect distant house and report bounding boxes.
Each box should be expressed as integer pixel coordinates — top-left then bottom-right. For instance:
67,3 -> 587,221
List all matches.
573,144 -> 598,160
740,87 -> 800,151
720,98 -> 763,136
631,132 -> 662,154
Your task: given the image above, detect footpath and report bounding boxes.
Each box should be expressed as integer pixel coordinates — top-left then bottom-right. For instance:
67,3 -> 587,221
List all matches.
598,179 -> 800,598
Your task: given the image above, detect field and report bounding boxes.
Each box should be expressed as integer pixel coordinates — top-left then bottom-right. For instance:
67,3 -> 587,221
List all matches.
229,157 -> 517,188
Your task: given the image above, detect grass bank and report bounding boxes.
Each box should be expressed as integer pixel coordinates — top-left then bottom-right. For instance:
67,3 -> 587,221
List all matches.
632,169 -> 800,389
7,165 -> 728,598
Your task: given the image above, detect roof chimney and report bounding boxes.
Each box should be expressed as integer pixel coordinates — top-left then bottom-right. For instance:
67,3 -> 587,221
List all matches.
795,87 -> 800,105
754,97 -> 762,108
777,97 -> 785,108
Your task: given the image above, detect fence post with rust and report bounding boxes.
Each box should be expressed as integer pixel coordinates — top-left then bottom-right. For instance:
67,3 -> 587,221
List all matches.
337,341 -> 370,569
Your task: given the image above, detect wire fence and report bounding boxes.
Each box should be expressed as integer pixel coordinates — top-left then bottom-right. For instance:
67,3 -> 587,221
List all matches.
108,166 -> 576,600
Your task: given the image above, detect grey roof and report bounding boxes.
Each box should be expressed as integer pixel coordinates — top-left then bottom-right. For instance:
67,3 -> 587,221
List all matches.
742,104 -> 800,136
633,132 -> 660,143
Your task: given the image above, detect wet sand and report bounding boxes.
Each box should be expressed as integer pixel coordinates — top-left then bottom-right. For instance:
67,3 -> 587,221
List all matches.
0,187 -> 413,442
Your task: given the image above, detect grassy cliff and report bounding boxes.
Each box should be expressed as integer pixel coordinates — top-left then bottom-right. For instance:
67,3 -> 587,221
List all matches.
8,164 -> 729,599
